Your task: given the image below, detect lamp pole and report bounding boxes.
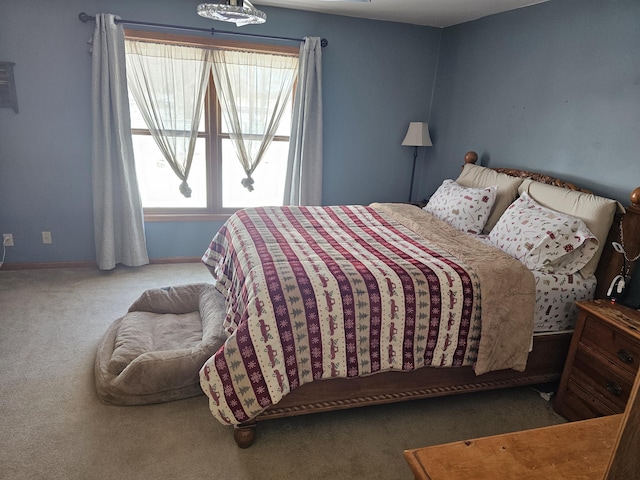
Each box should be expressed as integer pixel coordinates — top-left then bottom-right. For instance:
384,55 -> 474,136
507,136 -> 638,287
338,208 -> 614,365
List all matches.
402,122 -> 432,203
408,146 -> 418,202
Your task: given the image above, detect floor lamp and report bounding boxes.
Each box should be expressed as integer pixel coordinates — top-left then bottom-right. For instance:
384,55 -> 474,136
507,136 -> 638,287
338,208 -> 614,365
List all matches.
402,122 -> 432,202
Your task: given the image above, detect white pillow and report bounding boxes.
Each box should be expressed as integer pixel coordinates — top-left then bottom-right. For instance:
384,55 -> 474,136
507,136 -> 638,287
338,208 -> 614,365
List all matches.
423,180 -> 497,234
518,179 -> 619,277
488,192 -> 599,274
456,163 -> 524,233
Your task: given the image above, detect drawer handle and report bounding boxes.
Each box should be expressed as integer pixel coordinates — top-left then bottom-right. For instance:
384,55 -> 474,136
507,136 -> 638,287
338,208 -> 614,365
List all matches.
617,349 -> 634,364
606,381 -> 623,397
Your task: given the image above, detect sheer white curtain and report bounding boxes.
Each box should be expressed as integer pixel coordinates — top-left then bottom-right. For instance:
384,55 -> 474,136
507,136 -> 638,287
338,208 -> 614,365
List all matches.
284,37 -> 323,206
210,49 -> 298,191
125,40 -> 212,197
91,14 -> 148,270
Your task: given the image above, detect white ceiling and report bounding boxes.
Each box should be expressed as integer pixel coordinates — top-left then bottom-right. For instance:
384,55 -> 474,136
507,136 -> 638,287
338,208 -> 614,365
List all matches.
252,0 -> 549,28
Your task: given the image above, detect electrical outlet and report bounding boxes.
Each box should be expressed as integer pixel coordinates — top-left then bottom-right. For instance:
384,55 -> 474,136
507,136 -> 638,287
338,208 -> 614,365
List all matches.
42,231 -> 52,244
3,234 -> 14,247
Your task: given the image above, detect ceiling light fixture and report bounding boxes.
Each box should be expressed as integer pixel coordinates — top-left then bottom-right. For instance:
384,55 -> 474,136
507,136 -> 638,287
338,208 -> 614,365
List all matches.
197,1 -> 266,27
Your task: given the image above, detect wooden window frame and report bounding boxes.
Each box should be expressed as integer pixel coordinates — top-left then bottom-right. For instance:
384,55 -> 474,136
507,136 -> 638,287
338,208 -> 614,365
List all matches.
124,29 -> 299,222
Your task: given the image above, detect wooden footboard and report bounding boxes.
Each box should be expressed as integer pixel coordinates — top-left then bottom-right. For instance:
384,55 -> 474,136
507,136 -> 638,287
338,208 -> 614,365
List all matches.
233,332 -> 571,447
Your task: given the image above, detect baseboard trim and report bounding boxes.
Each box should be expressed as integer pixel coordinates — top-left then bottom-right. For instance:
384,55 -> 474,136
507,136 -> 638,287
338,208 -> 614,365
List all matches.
1,261 -> 96,270
0,257 -> 202,271
150,257 -> 202,265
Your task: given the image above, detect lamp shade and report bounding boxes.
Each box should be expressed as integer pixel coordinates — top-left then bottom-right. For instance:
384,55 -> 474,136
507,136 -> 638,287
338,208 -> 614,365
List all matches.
401,122 -> 432,147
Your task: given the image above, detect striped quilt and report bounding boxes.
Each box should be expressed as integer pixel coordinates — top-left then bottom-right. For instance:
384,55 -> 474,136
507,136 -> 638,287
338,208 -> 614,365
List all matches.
199,204 -> 499,426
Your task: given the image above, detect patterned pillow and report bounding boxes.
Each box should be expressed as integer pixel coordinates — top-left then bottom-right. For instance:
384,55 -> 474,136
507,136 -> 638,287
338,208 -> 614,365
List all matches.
456,163 -> 524,233
487,192 -> 599,274
518,179 -> 618,277
423,180 -> 497,234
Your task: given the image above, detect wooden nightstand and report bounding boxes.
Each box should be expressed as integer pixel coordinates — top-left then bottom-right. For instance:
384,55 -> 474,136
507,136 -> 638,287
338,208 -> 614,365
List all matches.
554,299 -> 640,421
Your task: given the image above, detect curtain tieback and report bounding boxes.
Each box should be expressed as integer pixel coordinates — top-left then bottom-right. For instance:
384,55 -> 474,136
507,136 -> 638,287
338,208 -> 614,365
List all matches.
179,180 -> 192,198
241,176 -> 255,192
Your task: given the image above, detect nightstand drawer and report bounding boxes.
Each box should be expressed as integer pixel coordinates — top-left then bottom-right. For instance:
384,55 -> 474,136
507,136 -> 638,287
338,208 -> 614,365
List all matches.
563,379 -> 616,419
555,300 -> 640,422
571,346 -> 634,412
580,314 -> 640,376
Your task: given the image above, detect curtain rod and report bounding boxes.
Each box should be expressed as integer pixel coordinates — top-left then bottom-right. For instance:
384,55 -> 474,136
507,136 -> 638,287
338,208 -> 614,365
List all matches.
78,12 -> 328,47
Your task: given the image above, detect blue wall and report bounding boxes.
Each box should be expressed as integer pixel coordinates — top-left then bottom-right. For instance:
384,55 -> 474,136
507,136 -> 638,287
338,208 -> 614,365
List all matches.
423,0 -> 640,306
423,0 -> 640,204
1,0 -> 638,267
0,0 -> 439,264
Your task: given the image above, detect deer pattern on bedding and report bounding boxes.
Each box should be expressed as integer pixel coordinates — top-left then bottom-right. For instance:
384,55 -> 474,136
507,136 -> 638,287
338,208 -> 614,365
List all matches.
200,205 -> 481,425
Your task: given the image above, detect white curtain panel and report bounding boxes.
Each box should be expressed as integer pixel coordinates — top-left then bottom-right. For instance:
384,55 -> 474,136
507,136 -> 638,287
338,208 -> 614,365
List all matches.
284,37 -> 323,206
91,14 -> 149,270
125,40 -> 212,198
211,49 -> 298,191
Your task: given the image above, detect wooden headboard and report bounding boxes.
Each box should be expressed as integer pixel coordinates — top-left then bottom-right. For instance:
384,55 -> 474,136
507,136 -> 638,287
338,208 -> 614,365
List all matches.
464,151 -> 640,300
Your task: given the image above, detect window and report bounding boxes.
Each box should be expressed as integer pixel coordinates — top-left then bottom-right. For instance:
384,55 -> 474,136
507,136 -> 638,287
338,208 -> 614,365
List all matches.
125,30 -> 298,221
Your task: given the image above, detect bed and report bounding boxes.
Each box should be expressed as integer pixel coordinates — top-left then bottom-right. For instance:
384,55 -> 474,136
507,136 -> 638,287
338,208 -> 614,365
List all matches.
200,152 -> 640,447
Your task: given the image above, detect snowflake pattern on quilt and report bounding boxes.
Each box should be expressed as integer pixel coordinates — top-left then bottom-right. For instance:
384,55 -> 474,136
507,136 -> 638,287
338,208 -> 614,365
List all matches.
200,205 -> 480,425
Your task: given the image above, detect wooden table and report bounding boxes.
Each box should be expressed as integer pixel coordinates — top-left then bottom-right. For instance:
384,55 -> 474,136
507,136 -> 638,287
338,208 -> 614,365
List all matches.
404,415 -> 622,479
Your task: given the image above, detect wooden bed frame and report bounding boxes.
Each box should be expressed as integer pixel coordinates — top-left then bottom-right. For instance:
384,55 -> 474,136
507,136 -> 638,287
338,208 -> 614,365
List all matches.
231,152 -> 640,448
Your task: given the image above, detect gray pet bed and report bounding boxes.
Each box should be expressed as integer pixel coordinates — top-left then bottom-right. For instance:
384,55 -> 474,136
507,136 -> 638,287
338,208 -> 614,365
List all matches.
95,283 -> 227,405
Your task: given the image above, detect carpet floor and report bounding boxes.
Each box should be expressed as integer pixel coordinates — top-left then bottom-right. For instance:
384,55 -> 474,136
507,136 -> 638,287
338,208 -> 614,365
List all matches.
0,263 -> 566,480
